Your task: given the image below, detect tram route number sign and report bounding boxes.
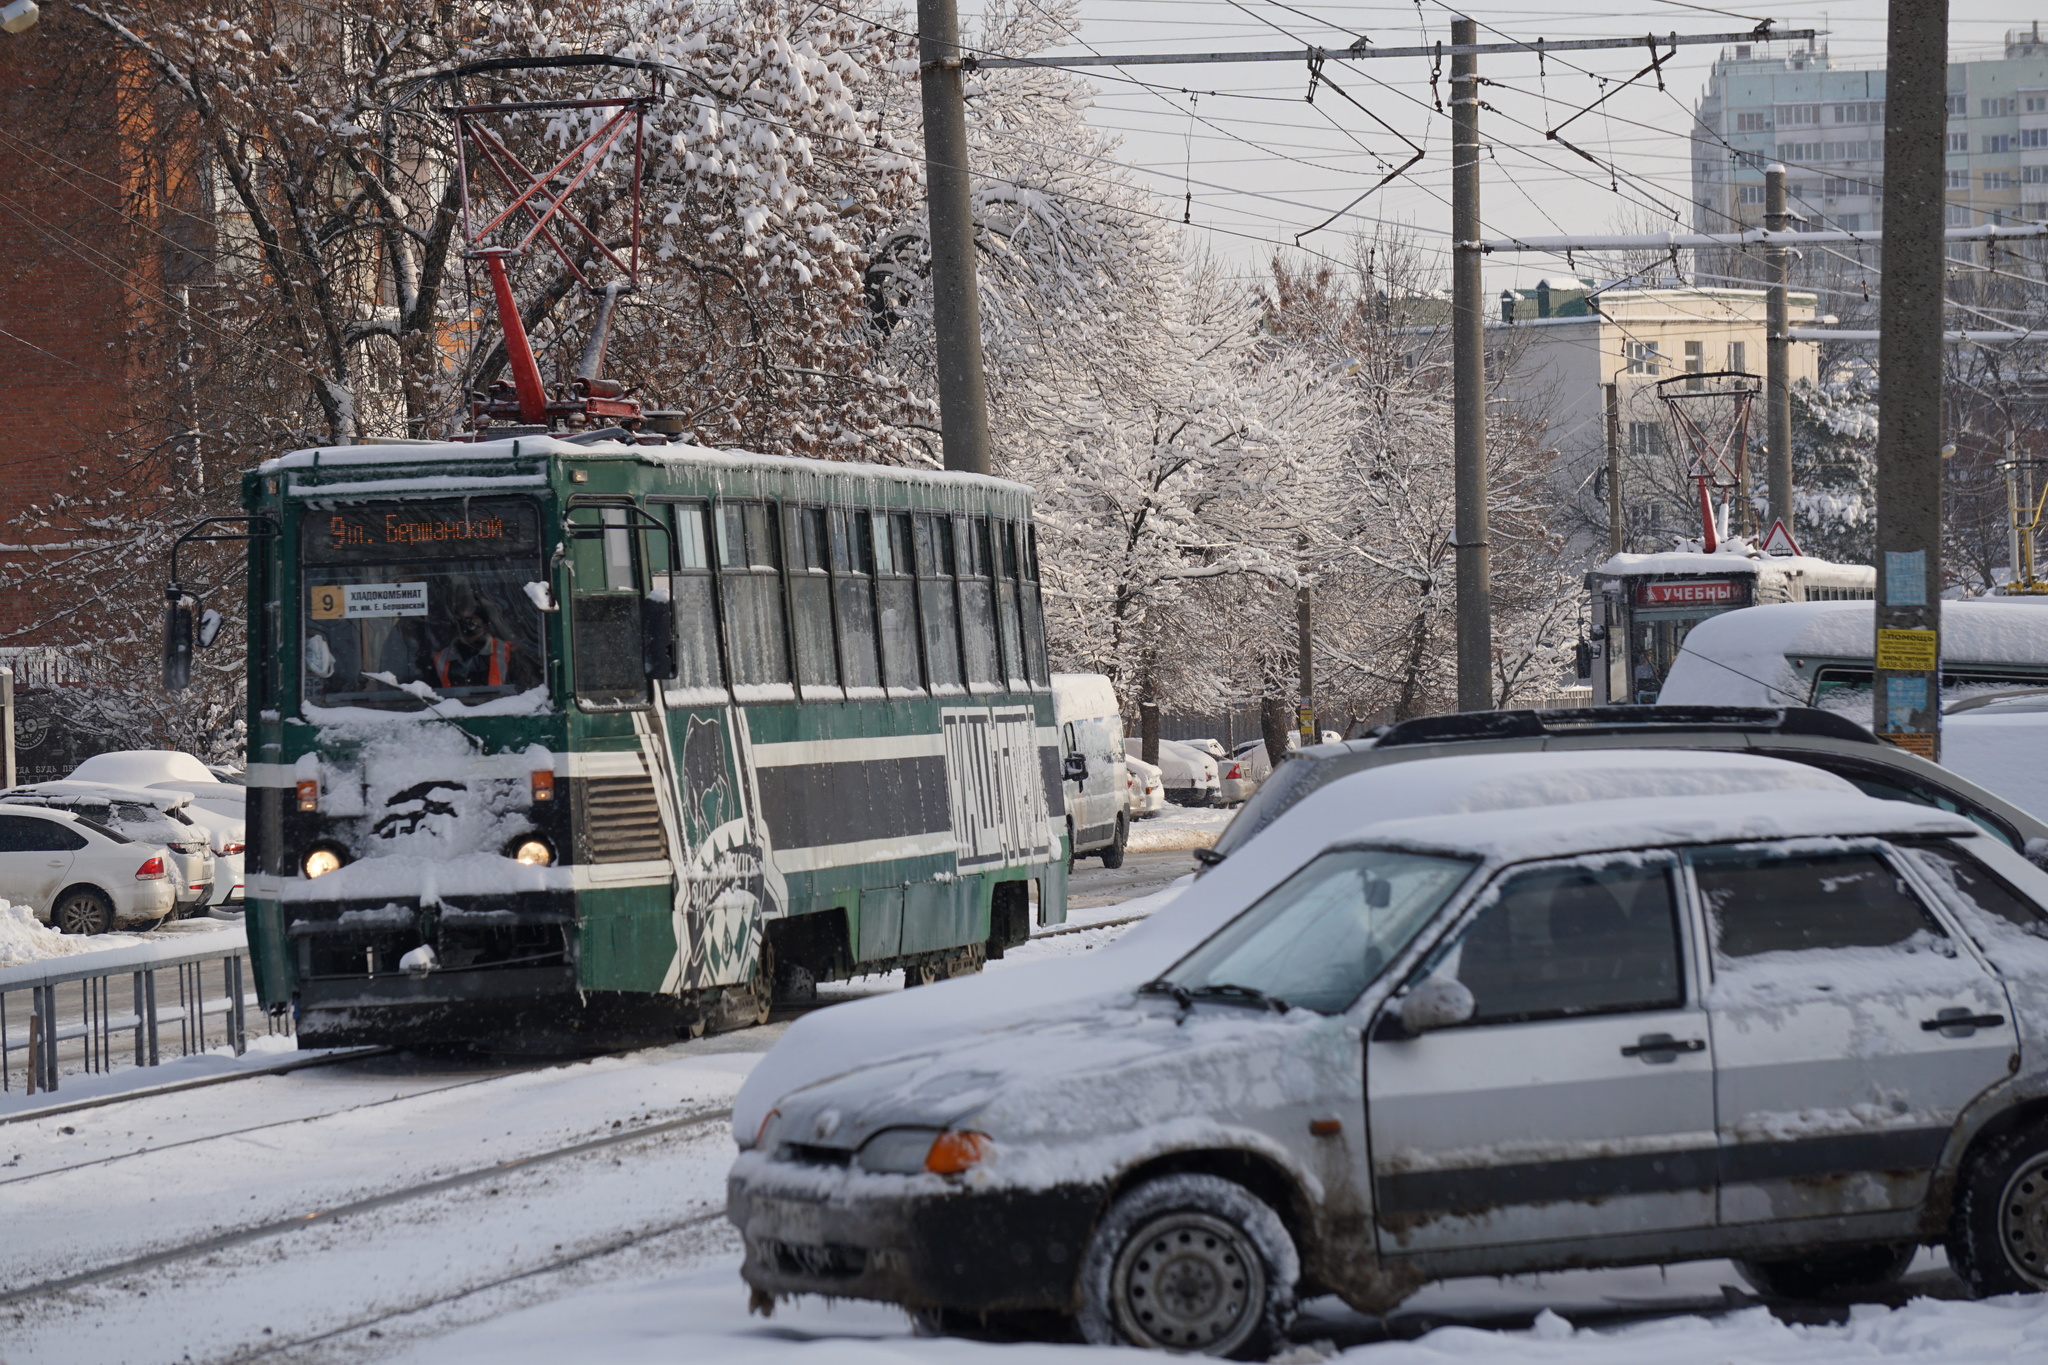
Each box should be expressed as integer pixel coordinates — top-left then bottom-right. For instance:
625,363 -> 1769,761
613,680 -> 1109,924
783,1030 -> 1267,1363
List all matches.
1636,579 -> 1742,607
310,582 -> 429,620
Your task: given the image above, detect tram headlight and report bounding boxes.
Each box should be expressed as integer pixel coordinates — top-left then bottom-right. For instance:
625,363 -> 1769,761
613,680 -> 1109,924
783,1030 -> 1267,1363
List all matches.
510,838 -> 554,867
302,846 -> 346,879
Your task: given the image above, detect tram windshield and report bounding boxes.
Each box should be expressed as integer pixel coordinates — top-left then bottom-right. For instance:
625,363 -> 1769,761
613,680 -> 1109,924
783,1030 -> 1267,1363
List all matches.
301,498 -> 547,712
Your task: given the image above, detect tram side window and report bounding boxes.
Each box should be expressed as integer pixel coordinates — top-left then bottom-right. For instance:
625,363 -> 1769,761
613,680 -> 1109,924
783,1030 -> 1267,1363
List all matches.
788,506 -> 840,693
956,516 -> 1000,687
996,521 -> 1028,688
572,506 -> 647,706
716,502 -> 791,690
1020,524 -> 1050,687
913,513 -> 964,691
875,512 -> 922,692
829,508 -> 881,690
662,502 -> 723,692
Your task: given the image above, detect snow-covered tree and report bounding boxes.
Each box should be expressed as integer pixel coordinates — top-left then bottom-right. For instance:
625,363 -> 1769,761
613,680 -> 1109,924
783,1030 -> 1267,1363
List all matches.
1790,377 -> 1879,566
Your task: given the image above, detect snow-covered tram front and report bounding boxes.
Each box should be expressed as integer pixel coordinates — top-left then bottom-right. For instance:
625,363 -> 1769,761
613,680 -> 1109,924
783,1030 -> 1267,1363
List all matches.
219,440 -> 721,1051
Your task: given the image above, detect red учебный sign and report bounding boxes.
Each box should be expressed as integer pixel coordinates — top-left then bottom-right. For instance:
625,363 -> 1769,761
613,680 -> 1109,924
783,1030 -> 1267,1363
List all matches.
1636,579 -> 1741,606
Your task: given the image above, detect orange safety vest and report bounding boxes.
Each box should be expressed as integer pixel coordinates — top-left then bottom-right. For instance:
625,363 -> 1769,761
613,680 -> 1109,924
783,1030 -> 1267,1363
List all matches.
435,637 -> 513,688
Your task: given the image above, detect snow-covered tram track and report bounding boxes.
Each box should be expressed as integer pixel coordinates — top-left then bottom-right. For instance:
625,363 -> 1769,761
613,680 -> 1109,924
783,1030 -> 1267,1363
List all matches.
0,1103 -> 733,1310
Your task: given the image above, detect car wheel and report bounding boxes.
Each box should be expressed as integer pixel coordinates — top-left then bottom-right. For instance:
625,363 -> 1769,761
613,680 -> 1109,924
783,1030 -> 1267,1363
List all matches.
1100,815 -> 1128,869
1079,1173 -> 1298,1359
1951,1122 -> 2048,1295
1733,1243 -> 1915,1300
51,887 -> 115,937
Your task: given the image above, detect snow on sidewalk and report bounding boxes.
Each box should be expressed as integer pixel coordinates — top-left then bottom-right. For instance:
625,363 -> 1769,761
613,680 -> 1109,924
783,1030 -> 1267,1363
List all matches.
1127,802 -> 1235,852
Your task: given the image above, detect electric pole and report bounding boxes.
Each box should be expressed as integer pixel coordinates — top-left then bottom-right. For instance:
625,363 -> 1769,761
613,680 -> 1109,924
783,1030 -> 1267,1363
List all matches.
1873,0 -> 1947,759
1451,15 -> 1493,712
1765,164 -> 1793,534
918,0 -> 993,475
1604,382 -> 1624,556
1296,580 -> 1315,745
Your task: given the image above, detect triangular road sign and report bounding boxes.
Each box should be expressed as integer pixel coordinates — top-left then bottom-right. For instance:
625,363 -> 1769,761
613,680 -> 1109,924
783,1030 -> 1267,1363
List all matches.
1760,519 -> 1803,556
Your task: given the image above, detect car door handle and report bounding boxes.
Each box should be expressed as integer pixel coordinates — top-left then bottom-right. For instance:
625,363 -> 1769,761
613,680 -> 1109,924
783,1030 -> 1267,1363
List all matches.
1621,1033 -> 1706,1061
1921,1008 -> 2006,1036
46,859 -> 65,868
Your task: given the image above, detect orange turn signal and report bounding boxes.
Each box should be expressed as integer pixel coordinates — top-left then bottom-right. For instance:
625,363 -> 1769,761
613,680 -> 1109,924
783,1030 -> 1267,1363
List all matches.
295,778 -> 319,812
531,769 -> 555,802
924,1130 -> 992,1175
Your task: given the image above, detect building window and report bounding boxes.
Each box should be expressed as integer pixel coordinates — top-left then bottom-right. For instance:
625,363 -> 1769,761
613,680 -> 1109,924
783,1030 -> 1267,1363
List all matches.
1946,92 -> 1968,116
1824,176 -> 1878,196
1626,341 -> 1664,376
1777,104 -> 1820,126
2023,128 -> 2048,148
1684,341 -> 1705,390
2026,166 -> 2048,183
1831,102 -> 1884,124
1982,98 -> 2018,118
1629,422 -> 1666,458
1738,185 -> 1766,205
1985,134 -> 2016,153
1736,112 -> 1767,133
1777,142 -> 1821,162
1949,132 -> 1972,152
1825,140 -> 1878,161
1947,169 -> 1972,190
1727,341 -> 1748,374
2029,96 -> 2048,113
1985,171 -> 2015,190
1837,214 -> 1863,231
2027,202 -> 2048,221
1947,204 -> 1975,227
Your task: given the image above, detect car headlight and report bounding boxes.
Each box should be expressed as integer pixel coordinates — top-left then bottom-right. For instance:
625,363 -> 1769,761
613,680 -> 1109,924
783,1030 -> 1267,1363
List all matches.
303,846 -> 346,878
510,838 -> 553,867
855,1127 -> 944,1174
854,1127 -> 992,1175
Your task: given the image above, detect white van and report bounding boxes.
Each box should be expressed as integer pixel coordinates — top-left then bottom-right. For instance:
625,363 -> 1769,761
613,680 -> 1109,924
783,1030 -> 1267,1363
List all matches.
1051,673 -> 1130,867
1658,599 -> 2048,709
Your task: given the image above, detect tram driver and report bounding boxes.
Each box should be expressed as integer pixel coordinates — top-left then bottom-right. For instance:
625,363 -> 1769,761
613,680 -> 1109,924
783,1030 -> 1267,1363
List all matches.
432,587 -> 540,694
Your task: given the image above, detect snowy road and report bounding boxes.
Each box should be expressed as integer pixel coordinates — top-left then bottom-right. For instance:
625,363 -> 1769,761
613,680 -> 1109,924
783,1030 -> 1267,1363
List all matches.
7,874 -> 2048,1364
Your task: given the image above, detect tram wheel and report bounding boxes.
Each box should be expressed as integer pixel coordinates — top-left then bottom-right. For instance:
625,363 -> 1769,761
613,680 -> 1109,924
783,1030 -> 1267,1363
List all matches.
738,938 -> 774,1027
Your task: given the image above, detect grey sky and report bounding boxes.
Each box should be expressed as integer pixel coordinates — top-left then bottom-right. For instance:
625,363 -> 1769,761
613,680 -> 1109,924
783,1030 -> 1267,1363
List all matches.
961,3 -> 2039,287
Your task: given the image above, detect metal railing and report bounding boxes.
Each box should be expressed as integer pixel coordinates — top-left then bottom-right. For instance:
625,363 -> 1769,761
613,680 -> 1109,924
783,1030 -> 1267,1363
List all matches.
0,934 -> 290,1094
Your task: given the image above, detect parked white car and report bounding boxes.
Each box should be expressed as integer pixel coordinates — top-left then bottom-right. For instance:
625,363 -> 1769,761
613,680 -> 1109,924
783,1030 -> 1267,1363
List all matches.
1124,756 -> 1166,819
0,803 -> 179,933
69,751 -> 245,906
730,749 -> 2048,1351
0,781 -> 215,913
1155,739 -> 1220,806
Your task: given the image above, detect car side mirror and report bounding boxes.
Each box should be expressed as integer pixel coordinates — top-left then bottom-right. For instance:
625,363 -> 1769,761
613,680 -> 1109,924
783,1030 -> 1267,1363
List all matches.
1396,976 -> 1475,1036
640,591 -> 677,680
1063,753 -> 1088,782
164,588 -> 195,692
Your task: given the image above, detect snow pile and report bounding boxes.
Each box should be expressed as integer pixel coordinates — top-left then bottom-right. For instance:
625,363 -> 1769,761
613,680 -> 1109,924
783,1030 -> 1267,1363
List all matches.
0,903 -> 144,967
1128,802 -> 1235,852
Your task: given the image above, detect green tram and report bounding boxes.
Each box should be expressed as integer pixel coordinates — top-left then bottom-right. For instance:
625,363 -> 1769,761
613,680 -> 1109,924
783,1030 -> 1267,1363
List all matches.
203,435 -> 1071,1048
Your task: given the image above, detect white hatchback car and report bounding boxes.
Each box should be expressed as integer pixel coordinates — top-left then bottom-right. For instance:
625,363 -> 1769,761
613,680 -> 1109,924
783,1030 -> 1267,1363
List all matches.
0,804 -> 179,933
729,751 -> 2048,1356
1,782 -> 215,914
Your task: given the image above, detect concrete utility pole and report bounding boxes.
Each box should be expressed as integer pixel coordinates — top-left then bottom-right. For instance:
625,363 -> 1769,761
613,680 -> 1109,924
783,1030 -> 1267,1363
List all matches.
1296,582 -> 1315,745
1765,164 -> 1794,533
1603,382 -> 1624,556
918,0 -> 993,476
1451,15 -> 1493,712
1873,0 -> 1948,760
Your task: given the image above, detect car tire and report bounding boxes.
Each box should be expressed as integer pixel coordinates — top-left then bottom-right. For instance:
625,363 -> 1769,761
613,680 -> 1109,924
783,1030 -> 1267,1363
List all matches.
1732,1243 -> 1915,1300
1950,1121 -> 2048,1295
1100,815 -> 1128,869
1079,1173 -> 1298,1359
51,887 -> 115,937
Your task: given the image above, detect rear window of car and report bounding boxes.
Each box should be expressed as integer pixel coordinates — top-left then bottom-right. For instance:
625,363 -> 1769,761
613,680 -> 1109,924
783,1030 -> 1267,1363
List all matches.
70,814 -> 133,844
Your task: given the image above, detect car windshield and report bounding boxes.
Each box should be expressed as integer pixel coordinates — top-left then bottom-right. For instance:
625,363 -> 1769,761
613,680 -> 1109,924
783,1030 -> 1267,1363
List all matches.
1159,847 -> 1476,1013
302,498 -> 547,711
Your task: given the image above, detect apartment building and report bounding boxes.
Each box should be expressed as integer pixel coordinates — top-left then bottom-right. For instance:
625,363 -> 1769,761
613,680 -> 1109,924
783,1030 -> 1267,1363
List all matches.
1691,26 -> 2048,254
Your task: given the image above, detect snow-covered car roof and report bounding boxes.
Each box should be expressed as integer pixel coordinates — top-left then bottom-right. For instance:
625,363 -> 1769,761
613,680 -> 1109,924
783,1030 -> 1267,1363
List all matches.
1660,600 -> 2048,707
729,748 -> 1913,1140
0,780 -> 194,812
68,750 -> 220,789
